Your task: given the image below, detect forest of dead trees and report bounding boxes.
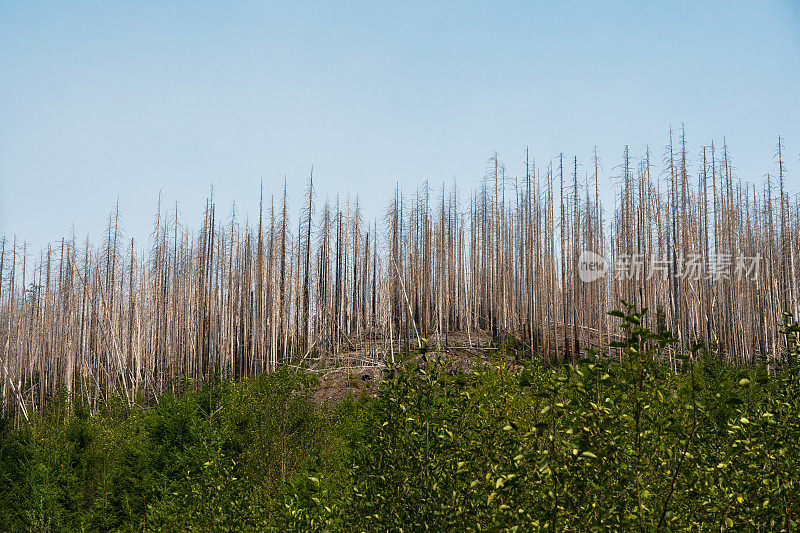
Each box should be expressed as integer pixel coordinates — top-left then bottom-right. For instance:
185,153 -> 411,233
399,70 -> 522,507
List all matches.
1,129 -> 798,421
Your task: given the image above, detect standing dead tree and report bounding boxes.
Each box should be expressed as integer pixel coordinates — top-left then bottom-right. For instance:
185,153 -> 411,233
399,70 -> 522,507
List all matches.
1,131 -> 798,420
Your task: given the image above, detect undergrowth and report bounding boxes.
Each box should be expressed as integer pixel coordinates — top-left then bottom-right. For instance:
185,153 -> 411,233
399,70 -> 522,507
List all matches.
2,306 -> 799,531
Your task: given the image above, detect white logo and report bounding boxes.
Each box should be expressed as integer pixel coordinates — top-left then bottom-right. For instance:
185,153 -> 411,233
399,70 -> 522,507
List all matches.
579,250 -> 607,282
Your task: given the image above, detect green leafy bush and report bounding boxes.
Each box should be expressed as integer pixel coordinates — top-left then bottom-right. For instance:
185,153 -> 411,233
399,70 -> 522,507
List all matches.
291,305 -> 800,531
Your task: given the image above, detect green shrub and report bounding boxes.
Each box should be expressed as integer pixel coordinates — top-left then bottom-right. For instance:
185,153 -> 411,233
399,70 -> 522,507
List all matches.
3,306 -> 800,531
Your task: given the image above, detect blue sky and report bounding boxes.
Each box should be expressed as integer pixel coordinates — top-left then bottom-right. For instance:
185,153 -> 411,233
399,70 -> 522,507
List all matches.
2,1 -> 799,251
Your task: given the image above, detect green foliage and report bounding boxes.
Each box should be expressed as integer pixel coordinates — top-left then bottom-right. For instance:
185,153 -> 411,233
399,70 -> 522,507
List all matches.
780,311 -> 800,367
3,306 -> 800,531
289,303 -> 800,531
0,370 -> 363,532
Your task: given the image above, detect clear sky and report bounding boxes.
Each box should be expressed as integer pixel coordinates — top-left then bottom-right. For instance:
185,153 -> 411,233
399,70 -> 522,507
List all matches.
2,1 -> 800,253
